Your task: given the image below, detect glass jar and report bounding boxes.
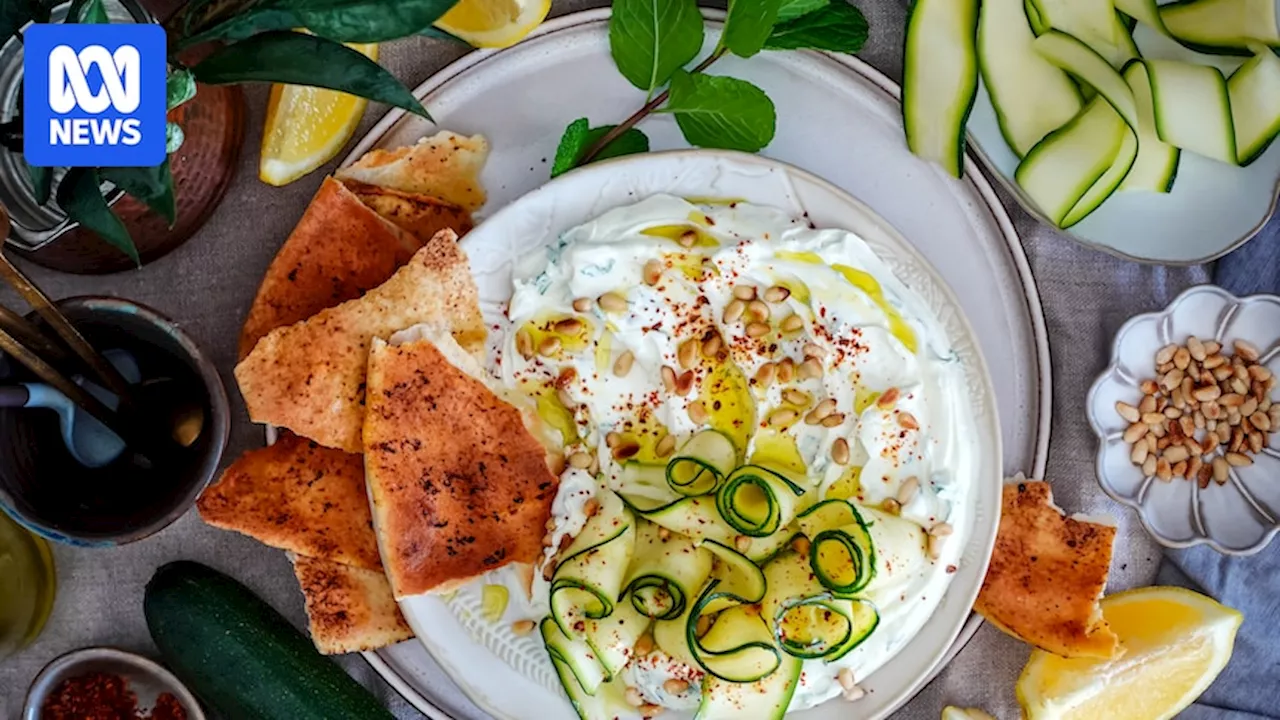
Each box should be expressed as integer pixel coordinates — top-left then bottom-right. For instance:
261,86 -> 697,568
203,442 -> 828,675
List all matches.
0,510 -> 56,658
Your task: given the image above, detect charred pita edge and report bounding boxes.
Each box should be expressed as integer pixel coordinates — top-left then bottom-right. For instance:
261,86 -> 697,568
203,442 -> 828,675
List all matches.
975,480 -> 1120,659
291,554 -> 413,655
196,431 -> 382,570
234,230 -> 485,452
237,177 -> 425,361
363,332 -> 558,600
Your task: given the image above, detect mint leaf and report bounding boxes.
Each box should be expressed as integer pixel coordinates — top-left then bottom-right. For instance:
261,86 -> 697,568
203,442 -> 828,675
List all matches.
25,161 -> 51,205
166,68 -> 197,111
665,70 -> 776,152
721,0 -> 783,58
609,0 -> 705,93
57,168 -> 139,266
765,1 -> 868,52
165,122 -> 185,153
777,0 -> 828,22
552,118 -> 650,178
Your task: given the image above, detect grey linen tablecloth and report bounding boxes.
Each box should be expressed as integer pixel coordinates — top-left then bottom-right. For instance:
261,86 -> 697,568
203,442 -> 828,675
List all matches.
1,0 -> 1252,716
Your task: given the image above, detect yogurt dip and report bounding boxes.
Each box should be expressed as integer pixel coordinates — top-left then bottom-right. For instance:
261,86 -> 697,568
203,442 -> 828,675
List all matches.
490,195 -> 971,716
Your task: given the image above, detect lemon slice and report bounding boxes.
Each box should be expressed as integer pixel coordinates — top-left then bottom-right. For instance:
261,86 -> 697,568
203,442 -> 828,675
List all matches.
258,42 -> 377,187
1018,586 -> 1242,720
435,0 -> 551,48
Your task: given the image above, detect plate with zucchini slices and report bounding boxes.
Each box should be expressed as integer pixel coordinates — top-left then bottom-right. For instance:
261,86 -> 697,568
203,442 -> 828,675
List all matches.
904,0 -> 1280,264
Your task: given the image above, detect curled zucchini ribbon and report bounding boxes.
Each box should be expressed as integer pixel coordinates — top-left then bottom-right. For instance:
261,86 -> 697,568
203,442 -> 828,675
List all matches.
763,551 -> 880,662
716,465 -> 806,537
796,499 -> 878,596
549,490 -> 636,637
685,540 -> 780,682
623,520 -> 713,620
666,430 -> 738,496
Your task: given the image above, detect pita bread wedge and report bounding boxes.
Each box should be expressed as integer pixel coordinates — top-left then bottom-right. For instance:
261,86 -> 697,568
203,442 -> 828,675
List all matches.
237,177 -> 426,360
291,555 -> 413,654
337,131 -> 489,211
234,230 -> 486,452
363,329 -> 559,599
342,180 -> 474,243
197,432 -> 381,570
975,480 -> 1120,659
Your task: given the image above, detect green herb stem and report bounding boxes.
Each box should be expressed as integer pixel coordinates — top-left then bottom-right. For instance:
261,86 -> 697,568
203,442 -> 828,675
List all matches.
579,46 -> 727,165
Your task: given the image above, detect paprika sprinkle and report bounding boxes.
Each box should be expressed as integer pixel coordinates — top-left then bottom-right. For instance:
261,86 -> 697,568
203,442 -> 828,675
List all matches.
40,671 -> 188,720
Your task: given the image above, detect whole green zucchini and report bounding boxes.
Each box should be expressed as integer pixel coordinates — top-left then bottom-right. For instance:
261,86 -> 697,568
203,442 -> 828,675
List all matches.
144,560 -> 394,720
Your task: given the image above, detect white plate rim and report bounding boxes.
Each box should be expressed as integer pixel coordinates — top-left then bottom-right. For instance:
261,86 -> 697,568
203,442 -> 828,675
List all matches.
337,7 -> 1055,717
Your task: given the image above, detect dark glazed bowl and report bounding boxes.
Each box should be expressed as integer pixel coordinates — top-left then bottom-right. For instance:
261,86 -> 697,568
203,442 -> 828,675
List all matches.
0,297 -> 229,545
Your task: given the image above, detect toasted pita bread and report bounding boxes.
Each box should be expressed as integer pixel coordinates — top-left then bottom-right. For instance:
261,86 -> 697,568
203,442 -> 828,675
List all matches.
975,480 -> 1119,659
234,231 -> 486,452
363,330 -> 558,599
197,432 -> 381,570
237,178 -> 427,360
343,180 -> 474,243
291,555 -> 413,654
337,131 -> 489,212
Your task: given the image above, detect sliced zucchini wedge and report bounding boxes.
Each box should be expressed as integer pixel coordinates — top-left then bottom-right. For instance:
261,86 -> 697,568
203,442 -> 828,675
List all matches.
1032,30 -> 1139,127
979,0 -> 1084,156
1015,98 -> 1129,226
1114,0 -> 1166,32
624,520 -> 713,620
667,429 -> 738,496
1147,59 -> 1238,164
1119,61 -> 1180,193
1063,125 -> 1138,227
542,617 -> 607,697
1160,0 -> 1280,55
695,655 -> 803,720
1028,0 -> 1118,48
549,491 -> 636,636
1228,45 -> 1280,165
903,0 -> 981,176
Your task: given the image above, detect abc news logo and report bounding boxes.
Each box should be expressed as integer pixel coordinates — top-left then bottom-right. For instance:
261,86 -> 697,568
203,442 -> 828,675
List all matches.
24,24 -> 165,168
47,44 -> 144,146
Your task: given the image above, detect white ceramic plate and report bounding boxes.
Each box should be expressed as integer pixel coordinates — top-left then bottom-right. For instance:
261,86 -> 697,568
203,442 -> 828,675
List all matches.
1087,285 -> 1280,555
392,149 -> 1003,720
341,9 -> 1053,718
967,2 -> 1280,265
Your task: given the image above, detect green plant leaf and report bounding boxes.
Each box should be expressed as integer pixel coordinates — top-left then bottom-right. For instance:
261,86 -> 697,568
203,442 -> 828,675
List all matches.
102,159 -> 176,227
165,122 -> 185,153
57,168 -> 139,266
65,0 -> 108,23
25,161 -> 51,205
721,0 -> 783,58
609,0 -> 705,93
286,0 -> 459,43
551,118 -> 650,177
192,31 -> 430,118
166,67 -> 198,111
177,4 -> 301,49
418,25 -> 470,44
665,70 -> 776,152
764,1 -> 868,52
1,0 -> 40,42
777,0 -> 828,22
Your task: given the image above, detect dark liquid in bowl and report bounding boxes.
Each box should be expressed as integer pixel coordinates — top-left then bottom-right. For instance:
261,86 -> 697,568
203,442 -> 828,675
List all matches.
0,309 -> 216,541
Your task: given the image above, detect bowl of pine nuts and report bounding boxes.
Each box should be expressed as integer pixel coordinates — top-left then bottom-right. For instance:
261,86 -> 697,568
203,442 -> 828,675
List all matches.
1088,285 -> 1280,555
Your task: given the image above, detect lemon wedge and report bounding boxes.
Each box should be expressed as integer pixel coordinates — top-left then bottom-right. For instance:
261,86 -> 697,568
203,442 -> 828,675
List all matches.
1018,586 -> 1241,720
435,0 -> 551,48
258,42 -> 377,187
941,707 -> 996,720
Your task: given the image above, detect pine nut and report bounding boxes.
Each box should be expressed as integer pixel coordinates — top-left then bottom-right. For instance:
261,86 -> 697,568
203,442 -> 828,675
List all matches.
877,387 -> 901,409
515,328 -> 534,358
783,388 -> 812,406
1142,412 -> 1166,425
930,522 -> 954,537
624,687 -> 645,706
661,365 -> 677,391
1234,339 -> 1261,362
1173,347 -> 1191,370
584,498 -> 601,517
880,498 -> 901,515
687,401 -> 709,424
899,412 -> 920,430
733,285 -> 757,301
613,441 -> 640,460
1187,336 -> 1206,361
831,438 -> 850,465
702,333 -> 723,358
572,297 -> 593,312
747,300 -> 771,321
1142,455 -> 1157,477
777,358 -> 796,383
598,292 -> 627,312
678,230 -> 697,247
538,337 -> 561,356
675,371 -> 694,396
799,357 -> 823,380
1172,460 -> 1188,478
724,299 -> 746,323
768,408 -> 798,426
655,434 -> 677,458
1123,423 -> 1147,443
837,668 -> 857,691
1156,345 -> 1177,365
614,350 -> 635,377
605,431 -> 621,448
1163,445 -> 1189,463
812,398 -> 837,420
764,285 -> 791,302
511,620 -> 536,636
1226,452 -> 1253,467
1188,455 -> 1203,481
1130,442 -> 1149,465
755,362 -> 776,387
1194,385 -> 1221,402
746,322 -> 771,338
569,452 -> 593,469
1156,458 -> 1173,482
678,339 -> 699,370
663,679 -> 690,694
791,536 -> 812,554
780,314 -> 805,333
554,318 -> 583,334
1116,402 -> 1140,423
634,633 -> 655,656
803,343 -> 826,359
821,413 -> 845,427
898,476 -> 920,505
735,535 -> 752,552
643,259 -> 663,286
1139,394 -> 1157,413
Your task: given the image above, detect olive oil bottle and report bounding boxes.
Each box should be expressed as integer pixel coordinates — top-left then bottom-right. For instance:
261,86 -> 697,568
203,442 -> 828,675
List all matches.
0,512 -> 55,658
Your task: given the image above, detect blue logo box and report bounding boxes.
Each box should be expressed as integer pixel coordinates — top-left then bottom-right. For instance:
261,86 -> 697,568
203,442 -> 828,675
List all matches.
23,24 -> 166,168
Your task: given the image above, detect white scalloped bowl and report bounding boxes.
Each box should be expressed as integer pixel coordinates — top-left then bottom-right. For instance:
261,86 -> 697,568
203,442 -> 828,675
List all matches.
1087,285 -> 1280,555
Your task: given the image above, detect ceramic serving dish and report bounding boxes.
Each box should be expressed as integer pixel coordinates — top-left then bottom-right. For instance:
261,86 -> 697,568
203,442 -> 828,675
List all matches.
1088,285 -> 1280,555
23,647 -> 205,720
967,8 -> 1280,265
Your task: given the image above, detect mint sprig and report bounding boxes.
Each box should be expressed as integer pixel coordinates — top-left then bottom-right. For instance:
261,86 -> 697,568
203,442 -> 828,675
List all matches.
557,0 -> 870,176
